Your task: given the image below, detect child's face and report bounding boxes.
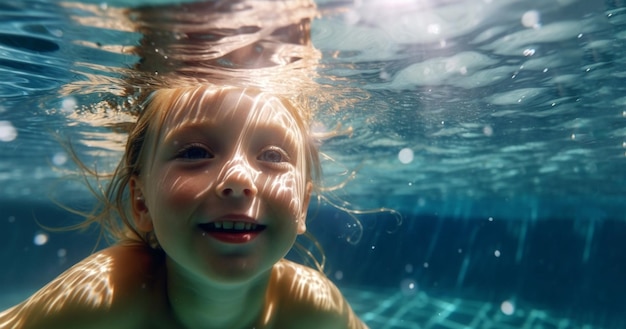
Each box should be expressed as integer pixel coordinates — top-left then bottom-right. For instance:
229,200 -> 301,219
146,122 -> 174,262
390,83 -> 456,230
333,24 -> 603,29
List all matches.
131,88 -> 312,284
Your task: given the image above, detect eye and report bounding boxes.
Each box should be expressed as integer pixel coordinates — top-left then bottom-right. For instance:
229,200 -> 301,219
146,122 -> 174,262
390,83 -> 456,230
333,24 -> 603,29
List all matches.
175,144 -> 214,160
258,147 -> 290,163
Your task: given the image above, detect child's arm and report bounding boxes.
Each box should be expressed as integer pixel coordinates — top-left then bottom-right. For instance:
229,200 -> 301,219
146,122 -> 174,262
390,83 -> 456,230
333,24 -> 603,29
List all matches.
0,244 -> 164,329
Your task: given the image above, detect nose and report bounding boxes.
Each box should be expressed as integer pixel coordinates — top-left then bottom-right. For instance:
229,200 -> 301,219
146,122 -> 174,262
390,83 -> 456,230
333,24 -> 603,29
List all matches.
215,156 -> 259,199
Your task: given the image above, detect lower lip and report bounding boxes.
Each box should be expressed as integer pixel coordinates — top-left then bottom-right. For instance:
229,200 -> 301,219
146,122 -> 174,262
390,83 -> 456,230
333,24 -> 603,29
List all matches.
206,231 -> 261,244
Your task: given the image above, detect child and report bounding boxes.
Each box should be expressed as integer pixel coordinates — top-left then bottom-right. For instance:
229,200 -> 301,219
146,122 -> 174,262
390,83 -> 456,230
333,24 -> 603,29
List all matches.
0,85 -> 368,328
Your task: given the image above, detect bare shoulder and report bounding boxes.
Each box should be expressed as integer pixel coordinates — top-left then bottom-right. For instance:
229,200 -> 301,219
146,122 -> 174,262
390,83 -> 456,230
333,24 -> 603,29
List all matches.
0,243 -> 167,329
270,259 -> 369,329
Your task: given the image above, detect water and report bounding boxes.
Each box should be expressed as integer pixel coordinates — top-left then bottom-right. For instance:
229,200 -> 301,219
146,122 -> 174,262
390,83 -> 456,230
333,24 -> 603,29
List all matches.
1,0 -> 626,328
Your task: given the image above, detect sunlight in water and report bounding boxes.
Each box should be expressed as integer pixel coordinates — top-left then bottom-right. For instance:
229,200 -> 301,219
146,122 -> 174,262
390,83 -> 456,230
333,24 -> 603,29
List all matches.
43,254 -> 114,312
0,254 -> 114,327
275,261 -> 340,312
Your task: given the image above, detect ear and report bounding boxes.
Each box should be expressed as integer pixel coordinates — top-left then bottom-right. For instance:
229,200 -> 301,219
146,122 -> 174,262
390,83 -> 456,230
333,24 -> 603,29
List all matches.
130,176 -> 153,232
297,181 -> 313,235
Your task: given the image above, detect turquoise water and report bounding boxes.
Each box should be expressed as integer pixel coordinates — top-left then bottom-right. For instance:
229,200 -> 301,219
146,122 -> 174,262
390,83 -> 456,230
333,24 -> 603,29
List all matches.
1,0 -> 626,328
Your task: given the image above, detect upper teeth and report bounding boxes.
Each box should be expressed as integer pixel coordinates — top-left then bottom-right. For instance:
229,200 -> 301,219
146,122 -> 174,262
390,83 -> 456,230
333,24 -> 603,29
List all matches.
214,221 -> 257,230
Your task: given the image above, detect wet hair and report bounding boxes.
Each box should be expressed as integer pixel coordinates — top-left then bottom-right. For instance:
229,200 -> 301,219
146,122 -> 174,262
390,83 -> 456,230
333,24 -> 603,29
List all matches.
73,84 -> 326,270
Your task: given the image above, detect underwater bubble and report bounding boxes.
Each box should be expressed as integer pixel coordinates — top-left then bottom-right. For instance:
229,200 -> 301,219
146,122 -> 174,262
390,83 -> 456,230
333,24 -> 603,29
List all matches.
52,152 -> 68,166
494,250 -> 501,257
398,148 -> 414,164
8,216 -> 15,223
500,300 -> 515,315
0,121 -> 17,142
483,125 -> 493,136
334,271 -> 344,280
33,232 -> 49,246
521,10 -> 540,28
400,279 -> 418,296
61,97 -> 77,113
57,248 -> 67,258
405,263 -> 413,273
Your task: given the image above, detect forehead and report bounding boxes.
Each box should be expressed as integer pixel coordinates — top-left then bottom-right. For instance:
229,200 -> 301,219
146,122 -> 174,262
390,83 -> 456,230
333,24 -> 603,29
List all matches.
154,87 -> 304,141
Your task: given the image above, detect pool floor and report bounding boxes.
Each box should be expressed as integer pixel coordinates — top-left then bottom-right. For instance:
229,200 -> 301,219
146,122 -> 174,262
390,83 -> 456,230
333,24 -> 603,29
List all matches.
342,287 -> 612,329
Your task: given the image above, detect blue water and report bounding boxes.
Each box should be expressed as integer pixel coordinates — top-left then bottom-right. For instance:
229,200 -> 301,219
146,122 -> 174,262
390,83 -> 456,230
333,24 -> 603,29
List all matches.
1,0 -> 626,328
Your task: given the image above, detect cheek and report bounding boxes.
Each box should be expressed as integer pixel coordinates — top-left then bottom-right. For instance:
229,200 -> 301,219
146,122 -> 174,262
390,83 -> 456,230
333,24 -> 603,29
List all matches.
261,171 -> 305,216
151,168 -> 216,208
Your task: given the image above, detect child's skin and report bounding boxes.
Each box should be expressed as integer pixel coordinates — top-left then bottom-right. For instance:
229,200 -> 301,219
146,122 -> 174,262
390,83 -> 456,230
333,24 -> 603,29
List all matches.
0,86 -> 368,329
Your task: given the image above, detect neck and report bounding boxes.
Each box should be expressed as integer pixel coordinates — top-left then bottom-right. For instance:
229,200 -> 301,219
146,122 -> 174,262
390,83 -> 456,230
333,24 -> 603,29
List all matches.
165,257 -> 272,329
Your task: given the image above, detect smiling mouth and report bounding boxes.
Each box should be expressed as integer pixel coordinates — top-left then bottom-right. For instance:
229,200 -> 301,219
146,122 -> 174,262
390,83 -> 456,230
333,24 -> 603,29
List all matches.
199,221 -> 267,233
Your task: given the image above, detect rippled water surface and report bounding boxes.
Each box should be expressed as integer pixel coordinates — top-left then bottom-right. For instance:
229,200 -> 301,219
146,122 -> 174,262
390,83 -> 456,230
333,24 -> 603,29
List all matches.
2,0 -> 625,219
1,0 -> 626,328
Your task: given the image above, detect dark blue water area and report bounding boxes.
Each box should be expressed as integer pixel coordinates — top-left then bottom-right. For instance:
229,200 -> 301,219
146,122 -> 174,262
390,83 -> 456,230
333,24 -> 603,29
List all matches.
307,203 -> 626,327
0,200 -> 97,294
321,210 -> 624,298
1,198 -> 624,327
